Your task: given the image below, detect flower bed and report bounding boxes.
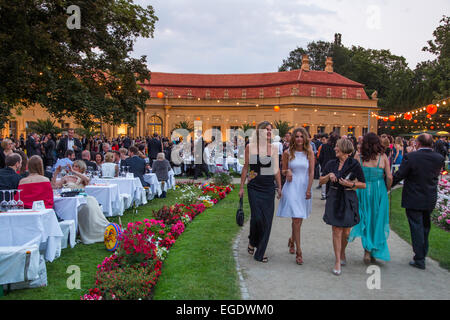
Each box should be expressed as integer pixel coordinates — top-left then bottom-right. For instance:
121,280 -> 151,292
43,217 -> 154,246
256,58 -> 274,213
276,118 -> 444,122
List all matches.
81,183 -> 234,300
433,175 -> 450,231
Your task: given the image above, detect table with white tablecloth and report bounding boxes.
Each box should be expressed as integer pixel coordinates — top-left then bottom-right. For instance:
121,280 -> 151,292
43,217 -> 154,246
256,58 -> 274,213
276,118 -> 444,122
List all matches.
143,173 -> 162,199
90,177 -> 146,207
85,184 -> 123,217
0,209 -> 63,262
53,195 -> 87,232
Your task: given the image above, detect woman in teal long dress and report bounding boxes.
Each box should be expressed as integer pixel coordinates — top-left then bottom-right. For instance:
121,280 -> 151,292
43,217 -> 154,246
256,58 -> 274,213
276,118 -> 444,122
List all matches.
349,133 -> 393,263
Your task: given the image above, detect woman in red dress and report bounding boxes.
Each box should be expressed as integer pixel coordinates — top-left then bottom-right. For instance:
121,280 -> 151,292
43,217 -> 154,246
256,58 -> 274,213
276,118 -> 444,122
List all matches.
15,155 -> 54,209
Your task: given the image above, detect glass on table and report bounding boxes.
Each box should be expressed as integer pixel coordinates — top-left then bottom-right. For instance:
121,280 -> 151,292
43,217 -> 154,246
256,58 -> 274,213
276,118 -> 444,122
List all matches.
8,190 -> 17,210
0,190 -> 8,212
16,189 -> 24,210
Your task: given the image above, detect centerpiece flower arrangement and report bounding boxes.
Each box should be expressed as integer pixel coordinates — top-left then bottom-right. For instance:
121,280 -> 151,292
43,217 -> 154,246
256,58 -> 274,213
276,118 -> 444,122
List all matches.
82,182 -> 234,300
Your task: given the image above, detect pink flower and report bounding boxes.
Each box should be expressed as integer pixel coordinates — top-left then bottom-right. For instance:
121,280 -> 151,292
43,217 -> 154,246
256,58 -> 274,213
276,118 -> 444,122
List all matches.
442,212 -> 447,218
446,219 -> 450,225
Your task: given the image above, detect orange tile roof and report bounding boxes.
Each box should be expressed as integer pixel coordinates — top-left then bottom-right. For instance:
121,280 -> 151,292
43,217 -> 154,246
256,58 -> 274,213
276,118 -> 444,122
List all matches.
140,69 -> 368,100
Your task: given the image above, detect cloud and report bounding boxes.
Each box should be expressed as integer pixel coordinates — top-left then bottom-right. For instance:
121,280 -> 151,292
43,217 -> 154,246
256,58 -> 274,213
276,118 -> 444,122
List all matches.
131,0 -> 449,73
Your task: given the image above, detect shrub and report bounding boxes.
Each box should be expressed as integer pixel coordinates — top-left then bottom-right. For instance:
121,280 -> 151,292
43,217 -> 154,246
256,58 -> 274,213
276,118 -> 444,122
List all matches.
212,170 -> 232,186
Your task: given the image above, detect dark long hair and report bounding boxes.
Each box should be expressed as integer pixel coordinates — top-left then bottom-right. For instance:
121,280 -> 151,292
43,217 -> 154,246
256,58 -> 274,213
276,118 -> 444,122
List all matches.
361,132 -> 385,162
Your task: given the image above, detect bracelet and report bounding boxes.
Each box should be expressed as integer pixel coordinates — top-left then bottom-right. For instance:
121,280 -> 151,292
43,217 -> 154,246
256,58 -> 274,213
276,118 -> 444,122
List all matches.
352,182 -> 355,188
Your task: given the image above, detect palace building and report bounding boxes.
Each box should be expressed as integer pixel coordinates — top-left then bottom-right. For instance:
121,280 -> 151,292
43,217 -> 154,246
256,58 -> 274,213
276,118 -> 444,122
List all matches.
2,56 -> 378,140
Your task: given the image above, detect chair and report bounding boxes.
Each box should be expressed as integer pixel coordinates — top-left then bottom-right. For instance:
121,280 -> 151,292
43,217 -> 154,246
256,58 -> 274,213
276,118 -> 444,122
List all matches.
59,220 -> 76,249
0,240 -> 46,293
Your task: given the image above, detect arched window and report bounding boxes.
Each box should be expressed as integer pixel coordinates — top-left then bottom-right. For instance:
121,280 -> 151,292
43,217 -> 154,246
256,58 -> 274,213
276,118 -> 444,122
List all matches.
147,115 -> 163,136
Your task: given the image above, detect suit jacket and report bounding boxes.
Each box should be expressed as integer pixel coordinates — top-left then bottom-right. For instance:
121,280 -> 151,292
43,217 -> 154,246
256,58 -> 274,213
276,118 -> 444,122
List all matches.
392,149 -> 445,211
147,138 -> 162,159
26,136 -> 41,157
434,139 -> 448,158
56,137 -> 82,159
124,155 -> 149,187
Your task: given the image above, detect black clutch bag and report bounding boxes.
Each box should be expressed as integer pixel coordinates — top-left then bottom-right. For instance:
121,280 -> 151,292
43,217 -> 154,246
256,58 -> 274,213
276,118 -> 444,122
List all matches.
236,197 -> 244,227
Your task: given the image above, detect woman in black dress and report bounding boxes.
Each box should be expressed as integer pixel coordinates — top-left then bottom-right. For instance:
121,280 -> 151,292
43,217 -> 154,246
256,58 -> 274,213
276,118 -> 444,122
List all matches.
319,138 -> 366,275
239,121 -> 282,262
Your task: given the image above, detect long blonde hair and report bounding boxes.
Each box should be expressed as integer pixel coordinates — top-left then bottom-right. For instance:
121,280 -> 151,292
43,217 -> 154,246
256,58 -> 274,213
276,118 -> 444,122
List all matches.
289,127 -> 312,161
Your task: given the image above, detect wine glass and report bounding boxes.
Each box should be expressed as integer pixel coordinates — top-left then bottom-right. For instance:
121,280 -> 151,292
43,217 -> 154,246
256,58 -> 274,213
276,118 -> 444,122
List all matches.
0,190 -> 7,212
8,190 -> 17,210
16,189 -> 24,210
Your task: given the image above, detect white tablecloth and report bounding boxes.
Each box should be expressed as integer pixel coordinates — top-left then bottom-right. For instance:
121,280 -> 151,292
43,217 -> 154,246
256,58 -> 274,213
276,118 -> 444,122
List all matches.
53,196 -> 88,232
91,177 -> 141,200
143,174 -> 162,198
85,184 -> 123,217
0,209 -> 63,262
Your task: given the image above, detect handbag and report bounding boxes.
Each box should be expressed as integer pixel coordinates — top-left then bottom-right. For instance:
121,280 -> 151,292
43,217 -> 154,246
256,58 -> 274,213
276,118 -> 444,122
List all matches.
236,196 -> 244,227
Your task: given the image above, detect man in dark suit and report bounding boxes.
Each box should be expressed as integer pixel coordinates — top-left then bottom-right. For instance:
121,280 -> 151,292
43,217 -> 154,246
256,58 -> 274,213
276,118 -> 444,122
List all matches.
193,130 -> 210,180
434,136 -> 448,161
122,136 -> 131,149
26,133 -> 42,157
81,150 -> 97,172
56,129 -> 82,159
0,153 -> 23,201
147,133 -> 162,166
392,133 -> 445,270
125,146 -> 149,187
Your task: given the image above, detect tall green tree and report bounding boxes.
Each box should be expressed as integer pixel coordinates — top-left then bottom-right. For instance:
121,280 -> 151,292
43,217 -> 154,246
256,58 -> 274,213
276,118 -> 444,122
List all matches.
0,0 -> 158,129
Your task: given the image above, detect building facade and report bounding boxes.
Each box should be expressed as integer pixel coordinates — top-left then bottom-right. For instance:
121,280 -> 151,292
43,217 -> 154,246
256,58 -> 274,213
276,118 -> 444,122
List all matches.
2,56 -> 378,140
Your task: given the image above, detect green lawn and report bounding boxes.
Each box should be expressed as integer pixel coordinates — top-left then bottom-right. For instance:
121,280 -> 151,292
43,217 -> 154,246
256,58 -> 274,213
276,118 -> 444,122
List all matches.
390,188 -> 450,270
153,186 -> 249,300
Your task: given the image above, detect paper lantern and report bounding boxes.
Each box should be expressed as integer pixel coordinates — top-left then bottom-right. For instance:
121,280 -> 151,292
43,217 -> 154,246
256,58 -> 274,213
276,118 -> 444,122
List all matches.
389,115 -> 396,122
446,123 -> 450,127
104,223 -> 122,252
426,114 -> 432,119
391,126 -> 395,130
404,113 -> 412,120
273,105 -> 280,112
426,104 -> 437,115
430,126 -> 435,130
349,126 -> 353,129
414,120 -> 418,123
383,117 -> 388,122
157,91 -> 164,99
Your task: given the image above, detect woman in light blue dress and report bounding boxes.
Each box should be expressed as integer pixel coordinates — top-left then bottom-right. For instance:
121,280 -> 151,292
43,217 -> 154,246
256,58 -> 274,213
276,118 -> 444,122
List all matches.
348,133 -> 393,263
276,127 -> 315,265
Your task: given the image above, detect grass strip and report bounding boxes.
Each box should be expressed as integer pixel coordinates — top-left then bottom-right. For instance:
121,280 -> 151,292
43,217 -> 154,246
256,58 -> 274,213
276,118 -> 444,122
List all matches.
153,186 -> 250,300
390,188 -> 450,270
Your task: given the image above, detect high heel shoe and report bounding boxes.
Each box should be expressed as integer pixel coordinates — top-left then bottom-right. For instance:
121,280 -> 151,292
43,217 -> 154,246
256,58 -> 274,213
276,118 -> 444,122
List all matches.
332,268 -> 341,276
296,251 -> 303,265
288,238 -> 295,255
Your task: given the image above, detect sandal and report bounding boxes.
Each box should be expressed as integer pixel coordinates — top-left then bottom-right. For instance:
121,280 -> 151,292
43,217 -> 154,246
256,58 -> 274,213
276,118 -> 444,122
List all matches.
288,238 -> 295,255
296,251 -> 303,265
261,257 -> 268,263
247,245 -> 255,255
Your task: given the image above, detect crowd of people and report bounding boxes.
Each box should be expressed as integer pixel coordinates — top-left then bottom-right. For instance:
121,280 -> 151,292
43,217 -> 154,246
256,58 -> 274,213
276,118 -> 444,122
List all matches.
239,122 -> 447,276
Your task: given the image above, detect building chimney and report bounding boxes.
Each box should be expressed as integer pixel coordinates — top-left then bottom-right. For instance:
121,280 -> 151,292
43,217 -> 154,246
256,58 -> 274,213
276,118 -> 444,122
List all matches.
325,57 -> 333,73
301,55 -> 310,71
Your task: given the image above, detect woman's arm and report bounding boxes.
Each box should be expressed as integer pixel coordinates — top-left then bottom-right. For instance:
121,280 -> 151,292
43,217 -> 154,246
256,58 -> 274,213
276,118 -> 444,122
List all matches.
238,144 -> 249,198
282,151 -> 292,181
306,150 -> 315,199
51,166 -> 64,189
384,154 -> 393,191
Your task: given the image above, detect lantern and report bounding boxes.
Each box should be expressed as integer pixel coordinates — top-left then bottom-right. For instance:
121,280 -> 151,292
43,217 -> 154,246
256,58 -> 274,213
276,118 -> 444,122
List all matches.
430,126 -> 435,130
446,123 -> 450,127
426,104 -> 437,115
426,114 -> 431,119
414,120 -> 418,123
404,113 -> 412,120
391,126 -> 395,130
196,117 -> 200,121
157,91 -> 164,99
383,117 -> 388,122
389,115 -> 396,122
273,105 -> 280,112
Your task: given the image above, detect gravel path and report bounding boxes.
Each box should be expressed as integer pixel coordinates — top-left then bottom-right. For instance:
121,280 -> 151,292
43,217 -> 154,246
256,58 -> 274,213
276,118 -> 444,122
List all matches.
236,182 -> 450,300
